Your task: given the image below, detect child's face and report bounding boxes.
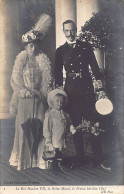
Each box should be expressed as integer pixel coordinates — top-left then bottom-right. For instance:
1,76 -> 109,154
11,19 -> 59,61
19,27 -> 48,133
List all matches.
52,94 -> 64,110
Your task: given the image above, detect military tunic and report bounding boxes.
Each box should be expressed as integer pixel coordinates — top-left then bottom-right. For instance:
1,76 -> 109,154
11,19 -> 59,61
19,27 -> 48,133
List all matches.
55,40 -> 101,125
55,40 -> 103,165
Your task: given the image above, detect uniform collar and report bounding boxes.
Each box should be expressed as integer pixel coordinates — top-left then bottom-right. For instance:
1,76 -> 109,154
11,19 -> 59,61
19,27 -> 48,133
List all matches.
66,37 -> 77,44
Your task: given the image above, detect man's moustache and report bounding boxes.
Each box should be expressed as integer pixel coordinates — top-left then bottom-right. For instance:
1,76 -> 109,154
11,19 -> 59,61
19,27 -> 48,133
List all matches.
66,36 -> 74,38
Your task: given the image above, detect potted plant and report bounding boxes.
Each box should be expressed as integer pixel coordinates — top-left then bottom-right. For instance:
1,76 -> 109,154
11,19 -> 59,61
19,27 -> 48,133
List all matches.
78,10 -> 123,98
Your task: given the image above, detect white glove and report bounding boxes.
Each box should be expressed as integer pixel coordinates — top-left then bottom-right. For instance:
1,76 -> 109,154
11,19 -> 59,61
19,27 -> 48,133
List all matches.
97,90 -> 107,100
70,125 -> 76,135
96,80 -> 103,89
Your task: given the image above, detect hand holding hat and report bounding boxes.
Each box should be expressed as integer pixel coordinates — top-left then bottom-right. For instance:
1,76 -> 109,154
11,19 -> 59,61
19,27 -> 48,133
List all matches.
94,80 -> 113,115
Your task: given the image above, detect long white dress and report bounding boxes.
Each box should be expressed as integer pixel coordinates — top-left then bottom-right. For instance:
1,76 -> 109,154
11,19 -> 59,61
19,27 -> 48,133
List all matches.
9,50 -> 53,170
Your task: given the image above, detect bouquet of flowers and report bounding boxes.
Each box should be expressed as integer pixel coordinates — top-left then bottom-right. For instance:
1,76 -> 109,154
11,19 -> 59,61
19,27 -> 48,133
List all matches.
75,118 -> 105,136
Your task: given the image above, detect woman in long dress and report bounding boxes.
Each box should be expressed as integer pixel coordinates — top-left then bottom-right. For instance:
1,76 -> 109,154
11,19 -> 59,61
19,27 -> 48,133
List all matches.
9,14 -> 53,170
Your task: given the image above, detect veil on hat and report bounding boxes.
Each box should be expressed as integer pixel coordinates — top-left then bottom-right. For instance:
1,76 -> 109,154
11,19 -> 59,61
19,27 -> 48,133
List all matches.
22,14 -> 52,43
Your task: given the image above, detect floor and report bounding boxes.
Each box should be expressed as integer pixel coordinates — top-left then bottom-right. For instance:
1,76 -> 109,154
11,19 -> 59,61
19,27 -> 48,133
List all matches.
0,119 -> 123,186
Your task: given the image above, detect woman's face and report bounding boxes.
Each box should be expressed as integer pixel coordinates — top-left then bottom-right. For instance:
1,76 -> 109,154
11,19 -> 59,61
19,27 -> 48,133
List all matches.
26,43 -> 38,56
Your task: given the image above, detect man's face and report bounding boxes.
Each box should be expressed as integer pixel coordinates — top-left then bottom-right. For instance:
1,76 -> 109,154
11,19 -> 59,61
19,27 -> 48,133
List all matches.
63,22 -> 77,42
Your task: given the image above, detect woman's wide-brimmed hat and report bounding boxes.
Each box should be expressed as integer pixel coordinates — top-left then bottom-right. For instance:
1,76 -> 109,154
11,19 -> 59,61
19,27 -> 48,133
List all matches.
22,14 -> 52,44
47,88 -> 68,108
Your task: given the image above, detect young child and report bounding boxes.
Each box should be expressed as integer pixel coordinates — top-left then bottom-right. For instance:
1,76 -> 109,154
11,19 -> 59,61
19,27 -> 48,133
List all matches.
43,88 -> 76,174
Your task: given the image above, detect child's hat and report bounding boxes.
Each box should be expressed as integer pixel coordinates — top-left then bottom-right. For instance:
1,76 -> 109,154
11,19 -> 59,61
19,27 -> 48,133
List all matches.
47,88 -> 68,108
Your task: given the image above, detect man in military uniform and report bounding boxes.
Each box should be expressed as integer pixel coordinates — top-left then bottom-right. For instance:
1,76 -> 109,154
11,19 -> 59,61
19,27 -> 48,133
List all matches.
55,20 -> 103,167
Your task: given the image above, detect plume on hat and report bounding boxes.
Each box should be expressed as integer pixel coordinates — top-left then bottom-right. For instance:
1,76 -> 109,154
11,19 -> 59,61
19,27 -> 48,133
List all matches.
34,13 -> 52,36
22,14 -> 52,43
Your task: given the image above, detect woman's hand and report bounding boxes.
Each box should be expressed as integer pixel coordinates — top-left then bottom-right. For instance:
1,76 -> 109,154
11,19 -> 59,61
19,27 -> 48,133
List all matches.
20,88 -> 27,98
26,88 -> 41,98
20,88 -> 34,98
31,89 -> 41,98
20,87 -> 41,98
25,90 -> 33,98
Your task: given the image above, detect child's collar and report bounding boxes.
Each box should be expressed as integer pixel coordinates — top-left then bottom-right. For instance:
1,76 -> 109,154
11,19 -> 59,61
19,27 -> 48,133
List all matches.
52,108 -> 63,112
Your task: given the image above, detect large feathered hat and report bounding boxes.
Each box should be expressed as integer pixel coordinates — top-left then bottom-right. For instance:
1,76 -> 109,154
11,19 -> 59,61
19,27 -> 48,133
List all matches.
22,14 -> 52,44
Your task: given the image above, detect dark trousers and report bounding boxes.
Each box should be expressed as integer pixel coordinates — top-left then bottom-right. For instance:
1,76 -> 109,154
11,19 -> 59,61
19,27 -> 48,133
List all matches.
72,129 -> 103,165
65,88 -> 103,165
73,130 -> 84,162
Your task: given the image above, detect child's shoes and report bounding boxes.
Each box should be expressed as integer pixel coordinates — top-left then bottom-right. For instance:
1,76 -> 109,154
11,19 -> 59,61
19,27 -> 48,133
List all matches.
48,160 -> 65,175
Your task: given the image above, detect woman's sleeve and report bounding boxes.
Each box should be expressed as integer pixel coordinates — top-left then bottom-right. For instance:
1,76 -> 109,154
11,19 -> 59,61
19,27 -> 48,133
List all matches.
10,52 -> 27,98
40,54 -> 54,98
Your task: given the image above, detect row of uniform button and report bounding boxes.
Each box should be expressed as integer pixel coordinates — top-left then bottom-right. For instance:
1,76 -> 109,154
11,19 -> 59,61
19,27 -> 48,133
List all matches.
69,54 -> 81,59
70,62 -> 82,66
69,54 -> 82,66
71,69 -> 82,73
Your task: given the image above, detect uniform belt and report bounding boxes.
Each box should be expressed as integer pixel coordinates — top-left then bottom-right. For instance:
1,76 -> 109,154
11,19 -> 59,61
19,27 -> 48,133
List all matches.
67,72 -> 82,79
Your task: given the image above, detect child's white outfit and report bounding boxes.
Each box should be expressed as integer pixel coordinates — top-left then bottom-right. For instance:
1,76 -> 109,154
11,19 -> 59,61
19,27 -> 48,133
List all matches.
43,108 -> 72,151
42,88 -> 75,173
